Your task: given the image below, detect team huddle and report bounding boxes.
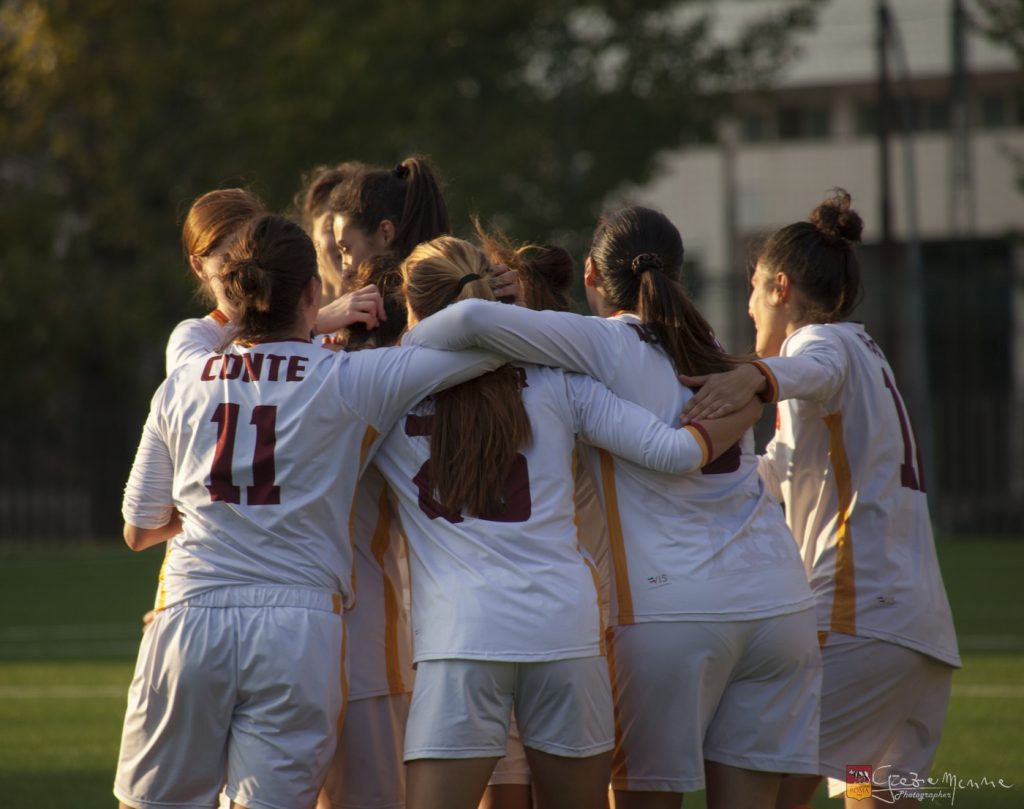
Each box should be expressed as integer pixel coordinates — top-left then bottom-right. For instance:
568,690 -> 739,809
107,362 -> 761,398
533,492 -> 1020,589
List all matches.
113,156 -> 960,809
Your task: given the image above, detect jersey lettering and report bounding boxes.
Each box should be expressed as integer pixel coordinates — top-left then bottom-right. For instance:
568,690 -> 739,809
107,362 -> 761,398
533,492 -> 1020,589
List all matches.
201,353 -> 305,383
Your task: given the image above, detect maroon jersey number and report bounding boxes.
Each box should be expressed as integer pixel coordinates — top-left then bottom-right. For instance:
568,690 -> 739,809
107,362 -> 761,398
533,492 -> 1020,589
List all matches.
207,404 -> 281,505
405,414 -> 532,524
881,368 -> 926,492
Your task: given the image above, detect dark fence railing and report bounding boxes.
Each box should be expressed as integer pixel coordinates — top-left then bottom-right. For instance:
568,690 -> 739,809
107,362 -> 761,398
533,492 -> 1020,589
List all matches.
2,393 -> 1019,541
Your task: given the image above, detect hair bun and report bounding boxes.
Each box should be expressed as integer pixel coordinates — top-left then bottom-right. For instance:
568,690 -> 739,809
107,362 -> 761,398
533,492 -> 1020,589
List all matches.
810,188 -> 863,247
631,252 -> 663,277
223,256 -> 273,313
532,245 -> 574,292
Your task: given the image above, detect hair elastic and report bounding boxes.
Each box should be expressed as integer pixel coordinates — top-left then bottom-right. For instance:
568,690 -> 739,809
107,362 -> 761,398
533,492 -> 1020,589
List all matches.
631,252 -> 663,276
393,163 -> 410,179
443,273 -> 482,306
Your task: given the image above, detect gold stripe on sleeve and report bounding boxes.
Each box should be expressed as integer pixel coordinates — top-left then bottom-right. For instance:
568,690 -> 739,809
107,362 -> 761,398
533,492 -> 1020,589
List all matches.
598,449 -> 634,625
683,424 -> 711,467
824,412 -> 856,635
370,483 -> 406,695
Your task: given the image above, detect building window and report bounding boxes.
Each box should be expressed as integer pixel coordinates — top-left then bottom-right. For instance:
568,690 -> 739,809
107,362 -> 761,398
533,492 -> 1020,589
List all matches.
855,98 -> 952,135
741,112 -> 768,142
778,104 -> 831,140
913,98 -> 950,132
856,101 -> 877,136
980,92 -> 1009,128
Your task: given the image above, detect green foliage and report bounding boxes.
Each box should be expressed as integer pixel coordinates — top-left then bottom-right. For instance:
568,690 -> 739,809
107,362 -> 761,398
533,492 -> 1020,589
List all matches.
0,0 -> 821,534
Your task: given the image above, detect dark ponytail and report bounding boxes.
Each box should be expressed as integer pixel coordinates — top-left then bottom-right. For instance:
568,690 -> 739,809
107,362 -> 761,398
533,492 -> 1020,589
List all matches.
757,188 -> 863,323
221,215 -> 318,341
590,206 -> 739,376
328,155 -> 450,262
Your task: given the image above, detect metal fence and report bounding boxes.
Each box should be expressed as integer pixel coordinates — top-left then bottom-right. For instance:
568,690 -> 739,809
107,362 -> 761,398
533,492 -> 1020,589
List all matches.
1,393 -> 1019,541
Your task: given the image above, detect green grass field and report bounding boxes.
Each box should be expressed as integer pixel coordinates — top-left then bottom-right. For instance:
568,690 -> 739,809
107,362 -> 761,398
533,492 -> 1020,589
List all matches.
1,539 -> 1021,808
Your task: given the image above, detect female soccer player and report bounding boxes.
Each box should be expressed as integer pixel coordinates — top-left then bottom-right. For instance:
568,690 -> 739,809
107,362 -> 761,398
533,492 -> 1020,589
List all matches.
473,226 -> 579,809
680,190 -> 960,809
313,157 -> 516,340
374,235 -> 761,809
404,207 -> 823,809
115,214 -> 511,809
165,187 -> 266,372
294,162 -> 364,301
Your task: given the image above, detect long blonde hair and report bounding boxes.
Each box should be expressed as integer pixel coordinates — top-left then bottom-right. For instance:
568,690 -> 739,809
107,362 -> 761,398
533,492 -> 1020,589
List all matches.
402,236 -> 533,518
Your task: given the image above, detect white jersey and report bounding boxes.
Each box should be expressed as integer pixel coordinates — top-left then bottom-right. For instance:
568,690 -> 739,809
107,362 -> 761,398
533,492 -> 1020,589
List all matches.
346,464 -> 415,700
756,323 -> 960,667
405,299 -> 814,626
123,336 -> 503,610
164,309 -> 235,375
161,319 -> 417,700
373,364 -> 713,661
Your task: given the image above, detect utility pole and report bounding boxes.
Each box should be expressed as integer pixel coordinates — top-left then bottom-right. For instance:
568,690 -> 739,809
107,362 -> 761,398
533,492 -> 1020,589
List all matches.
876,0 -> 898,360
950,0 -> 975,235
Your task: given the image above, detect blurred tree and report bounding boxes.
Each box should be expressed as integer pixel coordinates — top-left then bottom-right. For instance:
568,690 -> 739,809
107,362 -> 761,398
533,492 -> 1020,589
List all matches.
0,0 -> 822,537
973,0 -> 1024,193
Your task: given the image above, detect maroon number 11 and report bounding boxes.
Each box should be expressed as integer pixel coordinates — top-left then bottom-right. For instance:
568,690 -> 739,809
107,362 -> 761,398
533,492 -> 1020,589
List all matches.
207,403 -> 282,505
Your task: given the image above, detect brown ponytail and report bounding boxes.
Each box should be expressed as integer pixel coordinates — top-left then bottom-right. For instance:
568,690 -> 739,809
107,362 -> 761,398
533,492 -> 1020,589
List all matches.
402,236 -> 533,517
328,155 -> 450,263
591,206 -> 740,376
220,215 -> 318,341
758,188 -> 863,322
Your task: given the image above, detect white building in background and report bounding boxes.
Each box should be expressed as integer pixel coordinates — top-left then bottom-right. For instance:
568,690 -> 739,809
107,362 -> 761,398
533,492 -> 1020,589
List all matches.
633,0 -> 1023,343
630,0 -> 1024,532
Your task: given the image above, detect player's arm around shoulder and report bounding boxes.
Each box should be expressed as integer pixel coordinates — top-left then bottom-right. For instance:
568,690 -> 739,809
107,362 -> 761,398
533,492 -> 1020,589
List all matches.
335,343 -> 504,433
564,371 -> 744,474
406,298 -> 621,383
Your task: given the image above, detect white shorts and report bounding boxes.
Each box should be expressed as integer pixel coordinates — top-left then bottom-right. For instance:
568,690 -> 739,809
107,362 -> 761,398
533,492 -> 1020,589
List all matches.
114,586 -> 346,809
323,692 -> 411,809
488,717 -> 532,786
404,657 -> 614,761
609,609 -> 821,793
818,634 -> 954,798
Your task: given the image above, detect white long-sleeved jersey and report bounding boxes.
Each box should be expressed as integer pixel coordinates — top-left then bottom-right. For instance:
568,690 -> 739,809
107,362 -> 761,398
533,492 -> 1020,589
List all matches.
123,338 -> 503,610
164,309 -> 235,375
404,300 -> 814,626
756,323 -> 960,667
373,364 -> 714,661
